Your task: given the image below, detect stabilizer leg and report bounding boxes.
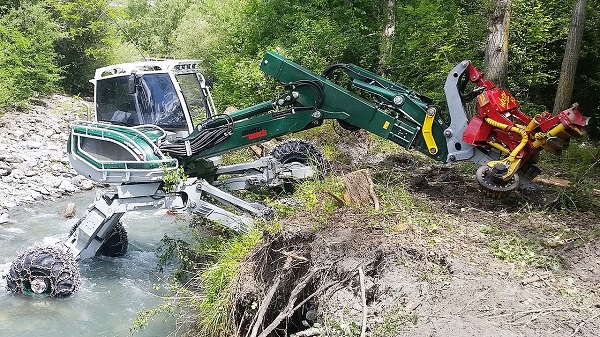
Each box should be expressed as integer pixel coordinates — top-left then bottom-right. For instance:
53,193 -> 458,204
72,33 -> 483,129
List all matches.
64,193 -> 125,261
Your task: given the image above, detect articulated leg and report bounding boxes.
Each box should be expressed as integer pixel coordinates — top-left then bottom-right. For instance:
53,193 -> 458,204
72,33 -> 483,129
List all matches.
214,155 -> 316,191
64,183 -> 172,260
64,193 -> 125,261
64,178 -> 267,261
443,61 -> 493,165
180,179 -> 265,233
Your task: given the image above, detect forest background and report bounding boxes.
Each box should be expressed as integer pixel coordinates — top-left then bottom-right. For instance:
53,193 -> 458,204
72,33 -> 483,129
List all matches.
0,0 -> 598,138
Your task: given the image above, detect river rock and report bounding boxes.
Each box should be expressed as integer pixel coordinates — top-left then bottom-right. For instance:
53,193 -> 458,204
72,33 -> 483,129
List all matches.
80,180 -> 95,191
0,95 -> 91,210
24,170 -> 38,177
21,195 -> 35,203
10,168 -> 24,179
46,177 -> 62,188
43,129 -> 55,138
26,140 -> 42,149
50,163 -> 65,172
59,179 -> 77,193
0,163 -> 11,176
60,202 -> 77,218
2,201 -> 16,209
38,186 -> 50,195
4,155 -> 23,163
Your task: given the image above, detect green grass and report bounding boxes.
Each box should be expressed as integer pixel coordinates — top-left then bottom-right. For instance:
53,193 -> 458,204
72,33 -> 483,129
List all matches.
487,233 -> 563,269
193,230 -> 262,337
370,304 -> 418,337
537,140 -> 600,214
134,225 -> 262,337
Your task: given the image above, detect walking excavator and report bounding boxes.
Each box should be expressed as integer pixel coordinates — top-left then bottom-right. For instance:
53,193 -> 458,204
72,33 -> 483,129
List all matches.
5,52 -> 589,297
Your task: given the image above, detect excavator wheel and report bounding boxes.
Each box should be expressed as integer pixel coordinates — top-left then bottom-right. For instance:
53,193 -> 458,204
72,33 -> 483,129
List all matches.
69,220 -> 128,257
269,139 -> 328,192
269,139 -> 328,178
6,245 -> 80,297
476,164 -> 520,199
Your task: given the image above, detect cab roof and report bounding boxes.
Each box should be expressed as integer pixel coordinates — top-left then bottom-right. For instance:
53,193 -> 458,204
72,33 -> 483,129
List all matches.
93,59 -> 203,81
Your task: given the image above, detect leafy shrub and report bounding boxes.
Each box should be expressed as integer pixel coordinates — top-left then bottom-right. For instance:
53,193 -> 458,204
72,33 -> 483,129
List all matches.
0,3 -> 61,107
48,0 -> 118,94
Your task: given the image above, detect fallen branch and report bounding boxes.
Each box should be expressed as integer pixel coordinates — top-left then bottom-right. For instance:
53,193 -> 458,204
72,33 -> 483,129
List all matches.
359,267 -> 367,337
569,313 -> 600,337
280,250 -> 309,262
521,273 -> 550,286
484,307 -> 573,320
326,191 -> 347,206
291,327 -> 322,337
249,256 -> 292,337
533,176 -> 570,188
288,268 -> 354,315
257,267 -> 322,337
455,288 -> 492,315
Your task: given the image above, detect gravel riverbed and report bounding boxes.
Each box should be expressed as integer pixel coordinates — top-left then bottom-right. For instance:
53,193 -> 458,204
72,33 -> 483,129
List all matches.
0,95 -> 95,223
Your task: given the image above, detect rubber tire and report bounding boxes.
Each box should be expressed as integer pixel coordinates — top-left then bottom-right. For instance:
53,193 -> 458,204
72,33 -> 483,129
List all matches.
6,245 -> 80,297
269,138 -> 328,178
69,220 -> 128,257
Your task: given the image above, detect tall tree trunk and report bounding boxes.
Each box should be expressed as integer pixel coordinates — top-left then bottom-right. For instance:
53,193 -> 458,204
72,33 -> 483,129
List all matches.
484,0 -> 512,88
553,0 -> 588,114
379,0 -> 396,73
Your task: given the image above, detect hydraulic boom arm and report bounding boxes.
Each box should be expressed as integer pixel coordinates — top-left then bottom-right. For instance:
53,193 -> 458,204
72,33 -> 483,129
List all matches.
162,52 -> 587,196
168,53 -> 470,170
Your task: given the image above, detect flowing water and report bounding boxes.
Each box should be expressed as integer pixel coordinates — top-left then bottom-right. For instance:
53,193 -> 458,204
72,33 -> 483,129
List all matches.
0,190 -> 185,337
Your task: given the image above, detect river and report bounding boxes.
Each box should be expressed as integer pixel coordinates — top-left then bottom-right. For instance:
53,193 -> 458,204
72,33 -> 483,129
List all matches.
0,190 -> 184,337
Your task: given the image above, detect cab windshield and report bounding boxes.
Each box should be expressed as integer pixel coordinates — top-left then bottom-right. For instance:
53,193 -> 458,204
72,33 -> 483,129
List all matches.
96,73 -> 189,130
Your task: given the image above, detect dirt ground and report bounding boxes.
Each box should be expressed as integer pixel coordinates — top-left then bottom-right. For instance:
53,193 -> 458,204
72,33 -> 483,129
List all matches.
232,130 -> 600,337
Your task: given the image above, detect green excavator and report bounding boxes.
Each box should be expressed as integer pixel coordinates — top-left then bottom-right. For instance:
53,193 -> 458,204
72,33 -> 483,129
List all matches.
5,52 -> 589,297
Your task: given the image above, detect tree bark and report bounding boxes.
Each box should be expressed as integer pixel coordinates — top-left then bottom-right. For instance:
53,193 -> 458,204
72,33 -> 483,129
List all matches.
484,0 -> 512,88
553,0 -> 588,114
379,0 -> 396,73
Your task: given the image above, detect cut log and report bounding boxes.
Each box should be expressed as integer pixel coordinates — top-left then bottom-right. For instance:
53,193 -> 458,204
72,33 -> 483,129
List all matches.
533,176 -> 570,188
291,327 -> 322,337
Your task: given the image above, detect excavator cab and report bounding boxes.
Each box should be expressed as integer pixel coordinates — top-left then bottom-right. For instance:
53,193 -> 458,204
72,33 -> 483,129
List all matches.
92,60 -> 215,137
67,60 -> 219,184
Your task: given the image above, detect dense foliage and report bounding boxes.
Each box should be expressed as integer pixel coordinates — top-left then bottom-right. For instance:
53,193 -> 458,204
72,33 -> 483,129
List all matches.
114,0 -> 599,137
0,0 -> 598,136
0,0 -> 116,106
48,0 -> 118,93
0,2 -> 61,106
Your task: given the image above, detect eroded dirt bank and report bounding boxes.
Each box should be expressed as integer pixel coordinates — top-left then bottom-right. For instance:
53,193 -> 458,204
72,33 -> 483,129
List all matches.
232,134 -> 600,337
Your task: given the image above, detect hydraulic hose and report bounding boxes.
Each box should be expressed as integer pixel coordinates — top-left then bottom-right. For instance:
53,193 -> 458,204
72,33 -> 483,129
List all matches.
484,117 -> 528,162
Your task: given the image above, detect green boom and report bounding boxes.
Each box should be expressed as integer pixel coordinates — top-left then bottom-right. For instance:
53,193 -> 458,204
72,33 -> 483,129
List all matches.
178,52 -> 450,166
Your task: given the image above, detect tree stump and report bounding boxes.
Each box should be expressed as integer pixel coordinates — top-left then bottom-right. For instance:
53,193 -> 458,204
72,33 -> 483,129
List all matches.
250,139 -> 278,157
342,169 -> 380,210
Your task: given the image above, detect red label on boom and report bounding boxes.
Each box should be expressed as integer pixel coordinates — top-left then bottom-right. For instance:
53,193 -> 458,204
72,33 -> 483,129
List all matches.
242,127 -> 267,140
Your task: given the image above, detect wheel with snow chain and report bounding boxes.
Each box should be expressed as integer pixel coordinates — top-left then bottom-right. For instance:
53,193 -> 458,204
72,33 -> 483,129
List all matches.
69,220 -> 128,257
6,245 -> 80,297
269,139 -> 328,187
